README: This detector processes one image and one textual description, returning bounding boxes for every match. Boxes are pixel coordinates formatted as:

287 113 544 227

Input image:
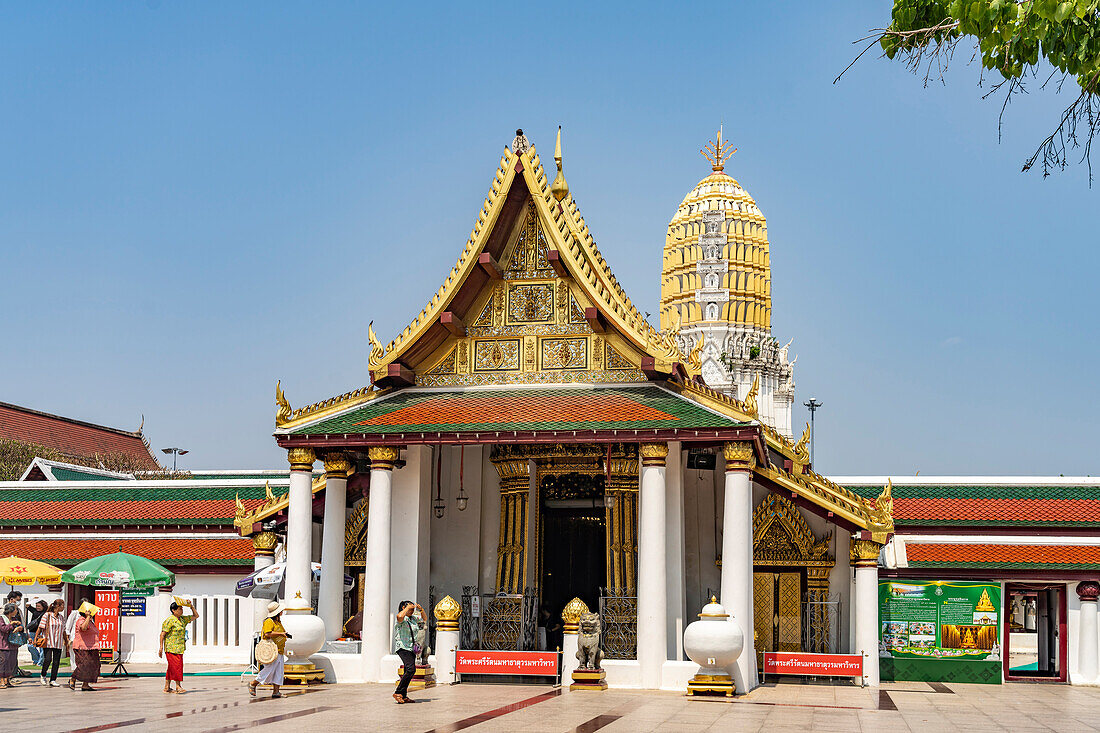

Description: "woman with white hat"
249 601 288 698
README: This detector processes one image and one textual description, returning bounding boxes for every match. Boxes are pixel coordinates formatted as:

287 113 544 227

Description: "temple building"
228 129 1100 690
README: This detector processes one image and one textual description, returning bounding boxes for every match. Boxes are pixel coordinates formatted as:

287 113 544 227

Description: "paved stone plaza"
3 674 1100 732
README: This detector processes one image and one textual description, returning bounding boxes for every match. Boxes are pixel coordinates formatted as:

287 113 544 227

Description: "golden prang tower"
659 130 795 437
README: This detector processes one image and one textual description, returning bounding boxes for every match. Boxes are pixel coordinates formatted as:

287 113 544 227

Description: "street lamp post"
161 447 189 472
803 398 822 467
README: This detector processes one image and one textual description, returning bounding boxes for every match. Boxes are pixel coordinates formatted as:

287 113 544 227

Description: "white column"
318 453 350 641
251 532 277 629
1077 582 1100 684
852 538 882 686
361 446 398 682
637 443 668 689
285 449 316 614
665 441 686 661
433 596 461 684
720 441 755 693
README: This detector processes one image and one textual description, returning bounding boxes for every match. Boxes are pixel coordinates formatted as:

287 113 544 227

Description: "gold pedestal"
282 662 325 685
687 672 735 698
570 668 608 691
396 664 436 691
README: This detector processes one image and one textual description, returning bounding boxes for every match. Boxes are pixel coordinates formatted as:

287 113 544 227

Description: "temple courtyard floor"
3 667 1100 732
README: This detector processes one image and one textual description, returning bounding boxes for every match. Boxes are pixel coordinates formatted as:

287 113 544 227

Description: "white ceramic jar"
683 597 744 676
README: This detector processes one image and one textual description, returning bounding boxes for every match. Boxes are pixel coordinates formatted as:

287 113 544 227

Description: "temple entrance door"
753 571 803 653
540 507 605 628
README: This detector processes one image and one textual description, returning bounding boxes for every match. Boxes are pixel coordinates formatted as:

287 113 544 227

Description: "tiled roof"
0 401 159 470
0 485 275 527
50 466 129 481
0 537 253 566
906 542 1100 570
290 385 746 436
845 483 1100 527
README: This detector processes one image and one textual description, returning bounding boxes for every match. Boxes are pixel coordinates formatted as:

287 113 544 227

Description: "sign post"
93 590 120 664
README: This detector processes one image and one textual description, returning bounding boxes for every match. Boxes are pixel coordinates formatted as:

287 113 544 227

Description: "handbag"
32 630 47 648
7 630 28 646
255 639 278 665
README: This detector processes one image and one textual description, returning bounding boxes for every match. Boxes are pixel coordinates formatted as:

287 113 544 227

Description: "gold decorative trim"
752 494 833 569
562 597 590 632
723 441 755 470
639 442 669 466
323 452 351 477
275 382 388 431
850 537 883 566
252 531 278 557
344 497 368 565
367 446 400 469
793 423 811 466
434 595 462 630
287 447 316 471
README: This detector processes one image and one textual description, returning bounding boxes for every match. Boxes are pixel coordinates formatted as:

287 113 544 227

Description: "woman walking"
392 600 425 704
69 602 100 691
35 600 67 687
0 603 25 689
158 599 198 694
26 600 47 668
248 601 287 699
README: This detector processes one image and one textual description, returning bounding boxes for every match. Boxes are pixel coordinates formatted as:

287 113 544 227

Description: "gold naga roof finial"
742 374 759 418
551 126 569 201
793 422 811 464
264 480 275 503
368 321 386 370
701 125 737 173
275 381 292 426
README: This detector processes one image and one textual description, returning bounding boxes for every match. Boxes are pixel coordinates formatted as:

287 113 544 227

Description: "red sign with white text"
455 650 559 676
762 652 862 677
93 590 120 653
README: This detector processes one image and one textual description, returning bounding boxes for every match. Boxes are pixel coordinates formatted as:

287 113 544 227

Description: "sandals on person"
271 692 282 699
248 682 257 697
392 693 405 704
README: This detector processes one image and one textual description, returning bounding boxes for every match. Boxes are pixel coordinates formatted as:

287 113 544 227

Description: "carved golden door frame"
752 493 835 653
490 443 638 595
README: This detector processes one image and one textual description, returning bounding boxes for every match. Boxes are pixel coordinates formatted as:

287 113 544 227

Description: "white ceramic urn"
683 597 744 676
279 612 326 661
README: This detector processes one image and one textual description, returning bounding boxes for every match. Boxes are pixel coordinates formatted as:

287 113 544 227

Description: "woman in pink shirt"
69 603 100 691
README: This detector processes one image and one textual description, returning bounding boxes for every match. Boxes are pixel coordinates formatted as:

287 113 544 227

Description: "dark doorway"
1005 583 1067 682
541 508 604 618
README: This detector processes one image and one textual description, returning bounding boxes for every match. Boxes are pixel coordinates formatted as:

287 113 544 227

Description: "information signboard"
120 595 146 617
879 579 1002 684
93 589 120 654
455 650 558 677
762 652 862 678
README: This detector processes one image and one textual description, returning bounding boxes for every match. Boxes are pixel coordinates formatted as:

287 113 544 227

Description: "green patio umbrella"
61 551 175 677
61 551 174 589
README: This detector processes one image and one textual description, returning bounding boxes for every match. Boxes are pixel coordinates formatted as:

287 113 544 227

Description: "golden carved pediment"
752 493 834 568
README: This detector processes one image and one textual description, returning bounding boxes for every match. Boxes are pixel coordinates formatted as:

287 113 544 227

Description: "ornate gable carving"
752 493 834 568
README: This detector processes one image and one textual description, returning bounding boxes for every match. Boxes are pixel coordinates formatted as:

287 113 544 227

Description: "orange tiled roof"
0 536 253 566
907 542 1100 570
846 484 1100 528
0 401 159 470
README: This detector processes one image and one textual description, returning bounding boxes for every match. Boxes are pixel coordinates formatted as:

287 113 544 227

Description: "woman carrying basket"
249 601 288 698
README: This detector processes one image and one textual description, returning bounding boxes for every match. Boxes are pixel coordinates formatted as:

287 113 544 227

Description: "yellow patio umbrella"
0 556 63 586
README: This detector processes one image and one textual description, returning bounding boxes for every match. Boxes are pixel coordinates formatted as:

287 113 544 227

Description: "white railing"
120 594 260 664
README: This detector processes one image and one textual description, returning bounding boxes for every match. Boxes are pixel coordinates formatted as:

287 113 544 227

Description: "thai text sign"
93 590 120 652
120 595 146 617
879 580 1001 662
762 652 862 677
455 650 558 676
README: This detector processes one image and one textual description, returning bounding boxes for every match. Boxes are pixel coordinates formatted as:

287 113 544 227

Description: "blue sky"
1 2 1095 474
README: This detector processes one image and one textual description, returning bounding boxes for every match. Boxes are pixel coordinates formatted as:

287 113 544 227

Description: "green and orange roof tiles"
290 385 747 436
906 543 1100 571
0 485 277 528
846 483 1100 527
0 537 253 566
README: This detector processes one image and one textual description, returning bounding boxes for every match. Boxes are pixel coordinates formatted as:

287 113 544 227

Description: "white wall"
391 445 433 612
117 592 263 664
429 445 485 605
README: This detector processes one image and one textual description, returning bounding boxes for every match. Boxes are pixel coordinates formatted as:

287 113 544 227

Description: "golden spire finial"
701 126 737 172
275 381 292 426
551 126 569 201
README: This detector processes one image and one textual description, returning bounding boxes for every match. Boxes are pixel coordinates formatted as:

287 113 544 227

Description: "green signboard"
879 579 1002 684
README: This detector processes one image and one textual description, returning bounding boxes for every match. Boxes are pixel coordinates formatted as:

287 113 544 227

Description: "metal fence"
599 587 637 660
461 588 539 650
803 597 841 654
